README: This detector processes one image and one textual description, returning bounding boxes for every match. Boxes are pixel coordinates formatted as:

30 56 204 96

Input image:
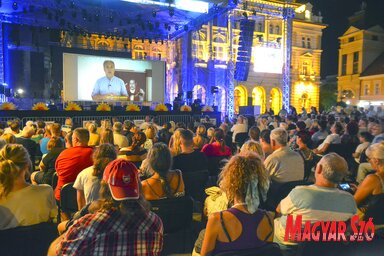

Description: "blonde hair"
366 142 384 166
240 140 265 160
219 152 269 204
0 144 31 198
145 125 157 140
207 127 215 139
193 125 207 149
1 133 16 144
169 128 183 156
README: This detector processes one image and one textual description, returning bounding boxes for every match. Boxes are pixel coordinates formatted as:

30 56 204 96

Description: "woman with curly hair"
199 152 273 256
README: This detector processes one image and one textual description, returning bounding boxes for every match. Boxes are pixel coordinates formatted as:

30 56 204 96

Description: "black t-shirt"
172 150 208 173
42 147 65 171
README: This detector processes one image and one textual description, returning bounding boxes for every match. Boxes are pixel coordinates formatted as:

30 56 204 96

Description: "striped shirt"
275 185 357 245
57 208 163 255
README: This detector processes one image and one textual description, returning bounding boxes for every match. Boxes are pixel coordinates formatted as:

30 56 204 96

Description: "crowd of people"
0 104 383 255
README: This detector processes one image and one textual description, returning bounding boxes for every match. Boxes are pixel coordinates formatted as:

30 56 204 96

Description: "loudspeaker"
235 19 255 81
211 86 219 94
187 91 193 99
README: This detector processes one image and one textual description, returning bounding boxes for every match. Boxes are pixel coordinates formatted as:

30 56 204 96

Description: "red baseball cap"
103 159 139 201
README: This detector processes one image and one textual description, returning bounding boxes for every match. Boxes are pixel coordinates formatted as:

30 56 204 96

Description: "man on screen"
91 60 128 100
127 79 145 101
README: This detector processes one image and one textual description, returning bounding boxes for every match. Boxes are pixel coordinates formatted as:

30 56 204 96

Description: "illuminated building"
337 4 384 106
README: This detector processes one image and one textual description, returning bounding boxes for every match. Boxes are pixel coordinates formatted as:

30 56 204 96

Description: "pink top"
201 142 231 157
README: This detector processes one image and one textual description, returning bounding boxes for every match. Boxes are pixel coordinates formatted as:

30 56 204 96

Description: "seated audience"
64 131 73 148
142 142 185 200
99 128 114 145
199 153 272 256
202 128 232 158
206 127 215 142
264 128 304 183
248 125 261 142
169 128 183 156
173 129 208 172
231 115 248 143
49 159 163 255
193 125 209 150
353 131 373 163
0 144 57 230
31 137 65 185
15 126 38 166
240 140 264 160
313 122 343 155
55 128 93 202
157 122 172 145
354 142 384 216
311 120 328 145
119 131 147 162
144 125 157 150
122 120 135 145
73 144 117 210
274 153 357 256
259 129 273 158
371 121 384 144
113 122 129 148
87 123 100 146
1 133 16 144
341 120 359 145
296 131 320 180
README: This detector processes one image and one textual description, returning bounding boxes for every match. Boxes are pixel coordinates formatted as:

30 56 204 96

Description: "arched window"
234 86 248 114
302 61 309 76
133 45 145 59
252 86 266 114
270 88 282 114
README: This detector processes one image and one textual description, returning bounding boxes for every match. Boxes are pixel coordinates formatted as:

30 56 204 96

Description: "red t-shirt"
201 142 232 157
54 146 94 201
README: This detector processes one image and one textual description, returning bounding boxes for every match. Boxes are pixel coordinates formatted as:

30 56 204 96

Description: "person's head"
219 152 269 209
72 128 90 146
330 122 343 135
101 119 112 130
129 79 137 93
123 120 135 132
113 122 123 134
100 128 114 145
196 125 206 137
237 115 245 124
207 127 215 139
371 121 383 136
296 121 307 132
103 60 115 79
365 142 384 171
296 130 312 148
0 144 32 198
359 131 374 143
131 131 146 151
65 131 73 148
345 121 359 136
36 120 46 130
319 120 327 132
21 126 35 138
47 136 64 151
240 140 264 159
180 129 194 150
65 118 73 127
88 123 98 134
259 129 271 146
220 123 228 134
51 123 62 137
100 158 149 216
315 153 348 186
145 126 157 141
270 128 288 150
92 143 117 179
248 126 260 141
358 118 368 128
10 120 20 133
1 133 16 144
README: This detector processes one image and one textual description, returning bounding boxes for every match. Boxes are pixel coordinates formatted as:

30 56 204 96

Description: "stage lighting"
17 88 24 94
12 2 18 10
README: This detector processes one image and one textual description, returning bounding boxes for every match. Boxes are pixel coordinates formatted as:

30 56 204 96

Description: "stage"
0 110 222 127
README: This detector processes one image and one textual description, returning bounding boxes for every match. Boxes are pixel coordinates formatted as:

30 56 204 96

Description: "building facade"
337 24 384 106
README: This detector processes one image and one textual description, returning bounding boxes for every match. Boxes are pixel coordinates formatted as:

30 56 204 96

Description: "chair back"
213 242 282 256
207 156 227 176
265 180 312 211
364 194 384 225
182 170 209 203
150 196 193 233
51 172 58 190
60 182 78 214
234 132 248 148
0 222 58 256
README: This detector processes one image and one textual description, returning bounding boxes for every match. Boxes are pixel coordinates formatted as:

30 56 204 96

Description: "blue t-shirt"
91 76 128 97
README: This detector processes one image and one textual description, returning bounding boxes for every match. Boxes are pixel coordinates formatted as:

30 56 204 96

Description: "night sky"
304 0 384 78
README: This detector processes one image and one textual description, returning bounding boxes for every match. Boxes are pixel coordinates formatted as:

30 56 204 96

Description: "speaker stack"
234 19 255 81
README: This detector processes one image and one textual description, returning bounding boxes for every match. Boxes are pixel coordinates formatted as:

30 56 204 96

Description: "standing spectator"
49 159 163 255
55 128 93 202
264 128 304 183
231 116 248 143
0 144 57 230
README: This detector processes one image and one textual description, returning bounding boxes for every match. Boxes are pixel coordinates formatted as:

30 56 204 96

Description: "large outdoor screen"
253 46 283 74
63 53 166 102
